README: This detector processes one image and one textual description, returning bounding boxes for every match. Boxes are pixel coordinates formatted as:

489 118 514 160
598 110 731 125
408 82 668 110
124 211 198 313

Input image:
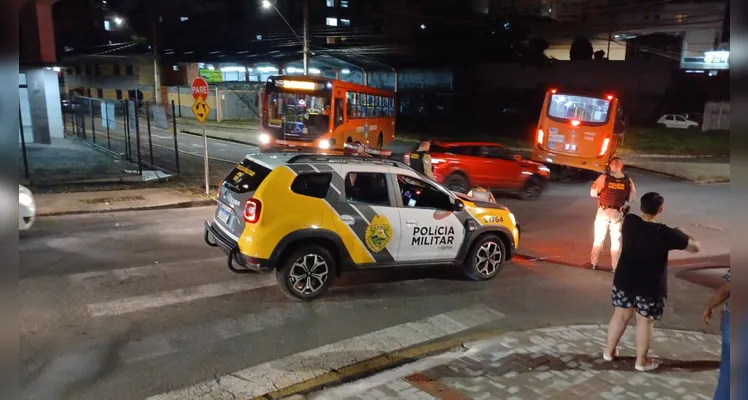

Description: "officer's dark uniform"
589 172 634 270
409 150 429 175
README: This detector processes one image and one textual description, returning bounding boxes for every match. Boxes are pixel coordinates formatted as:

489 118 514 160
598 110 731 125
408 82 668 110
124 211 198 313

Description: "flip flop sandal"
603 348 619 361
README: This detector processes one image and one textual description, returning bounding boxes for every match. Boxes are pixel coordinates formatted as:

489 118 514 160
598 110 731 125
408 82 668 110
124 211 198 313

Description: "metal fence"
64 96 182 175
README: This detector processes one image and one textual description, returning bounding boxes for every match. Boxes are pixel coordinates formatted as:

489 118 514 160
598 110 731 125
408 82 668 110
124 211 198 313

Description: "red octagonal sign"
191 77 209 101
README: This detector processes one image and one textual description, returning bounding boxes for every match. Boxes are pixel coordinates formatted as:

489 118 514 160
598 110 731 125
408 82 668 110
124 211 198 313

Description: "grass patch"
619 127 729 156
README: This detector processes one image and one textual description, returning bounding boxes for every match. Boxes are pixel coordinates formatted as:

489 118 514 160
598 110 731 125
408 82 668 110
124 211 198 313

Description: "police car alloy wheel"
276 245 336 301
462 235 506 281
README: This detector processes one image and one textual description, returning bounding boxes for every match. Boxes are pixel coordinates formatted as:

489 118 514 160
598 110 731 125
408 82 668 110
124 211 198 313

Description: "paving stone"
340 325 721 400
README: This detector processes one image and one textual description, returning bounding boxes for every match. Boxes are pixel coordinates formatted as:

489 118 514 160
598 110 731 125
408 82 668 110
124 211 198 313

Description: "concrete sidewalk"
309 325 721 400
34 188 214 216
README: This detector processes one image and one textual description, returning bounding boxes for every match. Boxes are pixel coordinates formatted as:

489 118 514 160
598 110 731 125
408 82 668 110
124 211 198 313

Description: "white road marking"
146 305 505 400
86 275 276 317
67 257 224 285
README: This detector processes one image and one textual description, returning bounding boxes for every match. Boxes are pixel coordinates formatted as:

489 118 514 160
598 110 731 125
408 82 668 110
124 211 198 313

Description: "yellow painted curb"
251 329 510 400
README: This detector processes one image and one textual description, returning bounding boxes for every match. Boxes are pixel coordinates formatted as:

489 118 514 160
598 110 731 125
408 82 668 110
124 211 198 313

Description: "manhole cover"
81 196 146 204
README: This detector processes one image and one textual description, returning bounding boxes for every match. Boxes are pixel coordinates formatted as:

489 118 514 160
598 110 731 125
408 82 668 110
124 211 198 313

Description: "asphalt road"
20 170 729 400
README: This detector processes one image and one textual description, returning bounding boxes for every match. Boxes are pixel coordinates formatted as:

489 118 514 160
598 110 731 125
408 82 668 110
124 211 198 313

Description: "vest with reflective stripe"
598 174 631 209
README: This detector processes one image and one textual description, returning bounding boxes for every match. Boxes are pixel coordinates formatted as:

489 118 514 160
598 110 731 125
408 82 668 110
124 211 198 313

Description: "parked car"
405 141 551 200
19 185 36 231
658 114 699 129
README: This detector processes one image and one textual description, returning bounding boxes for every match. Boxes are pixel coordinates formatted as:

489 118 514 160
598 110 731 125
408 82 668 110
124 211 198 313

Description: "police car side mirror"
453 199 465 212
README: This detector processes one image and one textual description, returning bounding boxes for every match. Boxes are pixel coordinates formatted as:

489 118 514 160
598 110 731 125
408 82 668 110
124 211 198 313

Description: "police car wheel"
445 173 469 194
462 235 506 281
276 246 336 301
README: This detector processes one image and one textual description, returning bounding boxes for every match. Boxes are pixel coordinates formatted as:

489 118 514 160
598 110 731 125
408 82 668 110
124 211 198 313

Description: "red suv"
405 141 550 200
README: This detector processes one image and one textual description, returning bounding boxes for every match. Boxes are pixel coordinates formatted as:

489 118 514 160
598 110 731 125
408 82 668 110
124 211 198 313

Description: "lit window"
173 65 179 71
326 0 335 6
104 20 112 31
326 17 338 26
340 18 350 26
341 0 349 7
180 16 189 22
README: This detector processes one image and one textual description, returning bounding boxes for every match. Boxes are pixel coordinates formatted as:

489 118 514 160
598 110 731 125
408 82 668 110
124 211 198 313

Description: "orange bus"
258 75 396 152
531 88 625 175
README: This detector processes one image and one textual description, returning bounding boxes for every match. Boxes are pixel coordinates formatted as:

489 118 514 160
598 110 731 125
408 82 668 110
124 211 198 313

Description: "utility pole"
152 7 162 104
303 0 310 75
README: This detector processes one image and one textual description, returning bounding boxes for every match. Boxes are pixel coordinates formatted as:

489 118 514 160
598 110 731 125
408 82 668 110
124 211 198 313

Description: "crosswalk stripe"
146 304 505 400
67 257 225 285
86 275 276 317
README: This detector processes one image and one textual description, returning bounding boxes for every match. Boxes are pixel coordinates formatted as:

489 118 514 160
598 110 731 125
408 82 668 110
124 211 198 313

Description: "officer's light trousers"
591 207 624 269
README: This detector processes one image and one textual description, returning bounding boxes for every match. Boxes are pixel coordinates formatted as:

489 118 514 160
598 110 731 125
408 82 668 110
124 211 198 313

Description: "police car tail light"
598 138 611 156
243 198 262 223
536 129 544 145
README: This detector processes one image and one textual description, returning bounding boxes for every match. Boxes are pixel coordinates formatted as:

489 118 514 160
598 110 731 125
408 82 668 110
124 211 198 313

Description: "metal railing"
65 96 182 175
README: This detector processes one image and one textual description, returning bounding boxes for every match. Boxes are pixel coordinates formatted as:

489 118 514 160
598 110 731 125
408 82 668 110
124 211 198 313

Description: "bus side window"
347 92 356 119
334 98 344 129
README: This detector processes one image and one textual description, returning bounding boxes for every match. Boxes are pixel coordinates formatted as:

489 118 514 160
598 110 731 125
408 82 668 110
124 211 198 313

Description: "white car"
19 185 36 231
658 114 699 129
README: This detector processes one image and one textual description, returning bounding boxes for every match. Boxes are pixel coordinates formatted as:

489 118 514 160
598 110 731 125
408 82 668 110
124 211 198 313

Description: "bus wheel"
377 132 384 149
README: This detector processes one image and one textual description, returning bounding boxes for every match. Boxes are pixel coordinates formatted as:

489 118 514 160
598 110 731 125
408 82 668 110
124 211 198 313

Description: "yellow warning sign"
191 97 211 124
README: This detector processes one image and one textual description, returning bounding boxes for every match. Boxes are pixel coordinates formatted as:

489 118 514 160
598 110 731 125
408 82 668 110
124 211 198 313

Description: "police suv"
205 151 521 301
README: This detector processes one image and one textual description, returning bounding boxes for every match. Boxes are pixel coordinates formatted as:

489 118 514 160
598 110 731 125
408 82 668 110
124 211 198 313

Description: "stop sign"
191 77 209 101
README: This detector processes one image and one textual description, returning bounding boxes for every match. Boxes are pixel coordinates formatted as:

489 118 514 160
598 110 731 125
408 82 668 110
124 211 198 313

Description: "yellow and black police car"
205 150 521 301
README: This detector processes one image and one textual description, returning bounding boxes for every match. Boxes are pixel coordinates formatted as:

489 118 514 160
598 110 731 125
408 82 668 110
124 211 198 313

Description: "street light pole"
302 0 309 75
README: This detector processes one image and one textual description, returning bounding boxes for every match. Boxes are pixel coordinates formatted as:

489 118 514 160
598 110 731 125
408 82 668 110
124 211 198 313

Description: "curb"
626 165 730 184
254 324 719 400
248 329 512 400
180 129 260 147
38 199 215 217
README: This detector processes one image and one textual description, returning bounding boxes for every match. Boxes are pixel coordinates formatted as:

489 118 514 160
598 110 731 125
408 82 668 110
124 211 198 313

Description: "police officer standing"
408 139 437 181
586 156 636 271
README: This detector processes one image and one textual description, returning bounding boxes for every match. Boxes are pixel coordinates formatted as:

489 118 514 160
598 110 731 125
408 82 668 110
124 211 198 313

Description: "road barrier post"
171 100 181 174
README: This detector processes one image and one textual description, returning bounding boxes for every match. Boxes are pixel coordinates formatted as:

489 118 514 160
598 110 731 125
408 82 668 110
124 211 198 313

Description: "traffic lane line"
146 305 505 400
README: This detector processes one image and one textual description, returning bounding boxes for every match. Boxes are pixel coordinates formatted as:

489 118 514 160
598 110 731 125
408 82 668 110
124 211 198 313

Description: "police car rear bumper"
204 221 271 272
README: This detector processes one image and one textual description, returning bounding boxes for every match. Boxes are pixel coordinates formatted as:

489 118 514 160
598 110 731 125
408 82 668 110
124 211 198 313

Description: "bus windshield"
547 94 610 124
266 91 331 138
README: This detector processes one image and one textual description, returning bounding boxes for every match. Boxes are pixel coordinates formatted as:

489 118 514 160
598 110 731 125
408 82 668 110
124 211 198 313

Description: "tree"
594 50 606 60
569 37 594 60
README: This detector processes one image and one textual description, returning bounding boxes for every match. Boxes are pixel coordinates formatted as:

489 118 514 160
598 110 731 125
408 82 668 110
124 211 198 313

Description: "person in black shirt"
603 192 700 372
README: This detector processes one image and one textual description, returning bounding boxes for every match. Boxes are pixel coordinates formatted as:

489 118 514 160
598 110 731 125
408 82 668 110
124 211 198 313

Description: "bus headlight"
259 133 271 145
318 140 330 149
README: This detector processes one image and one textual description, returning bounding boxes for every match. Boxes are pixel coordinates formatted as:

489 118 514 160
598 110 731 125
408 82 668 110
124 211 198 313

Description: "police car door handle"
405 219 418 226
340 215 356 225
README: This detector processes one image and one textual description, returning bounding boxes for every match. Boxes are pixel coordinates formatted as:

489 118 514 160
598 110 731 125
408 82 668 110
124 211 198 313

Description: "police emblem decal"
365 215 392 253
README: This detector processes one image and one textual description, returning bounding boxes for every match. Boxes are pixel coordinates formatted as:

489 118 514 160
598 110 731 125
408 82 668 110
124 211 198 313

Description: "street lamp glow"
261 0 272 9
113 17 123 25
420 24 426 29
